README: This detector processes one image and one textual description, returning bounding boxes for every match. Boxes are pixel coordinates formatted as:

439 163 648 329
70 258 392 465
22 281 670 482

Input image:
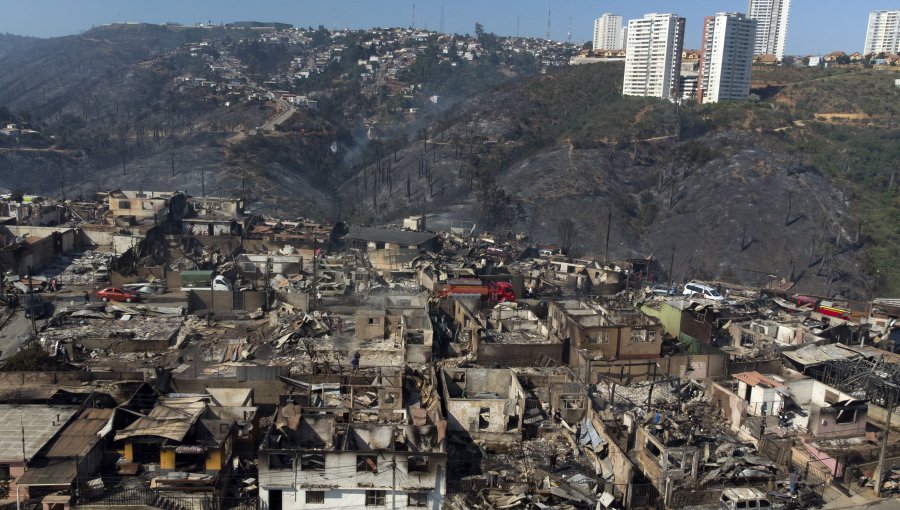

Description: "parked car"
682 281 725 301
24 294 49 319
97 287 140 303
720 488 783 510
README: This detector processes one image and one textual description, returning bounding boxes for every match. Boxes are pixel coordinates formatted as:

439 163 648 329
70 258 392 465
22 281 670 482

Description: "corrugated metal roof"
45 408 113 458
15 459 77 487
0 405 79 461
345 227 437 246
733 371 784 388
114 397 207 443
782 343 861 367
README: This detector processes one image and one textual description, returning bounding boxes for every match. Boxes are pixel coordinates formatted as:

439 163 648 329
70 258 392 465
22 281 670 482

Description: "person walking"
351 352 361 373
83 291 90 304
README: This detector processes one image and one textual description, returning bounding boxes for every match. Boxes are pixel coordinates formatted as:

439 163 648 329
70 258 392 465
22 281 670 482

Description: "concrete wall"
109 267 167 288
709 382 745 432
591 413 634 504
112 234 142 255
171 378 285 405
188 290 268 313
78 226 115 247
356 311 386 340
259 450 444 510
476 342 563 367
0 371 145 385
79 338 172 353
442 368 525 442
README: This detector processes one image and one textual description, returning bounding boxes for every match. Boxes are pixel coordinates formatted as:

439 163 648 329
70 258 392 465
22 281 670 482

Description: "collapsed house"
113 389 257 494
441 368 526 444
258 368 446 509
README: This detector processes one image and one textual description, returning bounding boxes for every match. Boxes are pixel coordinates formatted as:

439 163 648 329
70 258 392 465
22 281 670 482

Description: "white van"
682 281 725 301
719 488 783 510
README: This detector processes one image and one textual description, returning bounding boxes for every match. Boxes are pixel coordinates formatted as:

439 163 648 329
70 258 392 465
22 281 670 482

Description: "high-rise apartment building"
864 10 900 55
593 13 624 51
698 12 756 104
747 0 791 60
622 13 686 99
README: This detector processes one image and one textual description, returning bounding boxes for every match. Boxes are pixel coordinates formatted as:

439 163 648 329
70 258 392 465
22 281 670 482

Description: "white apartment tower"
698 13 757 103
864 10 900 55
593 13 624 51
623 13 686 99
747 0 791 60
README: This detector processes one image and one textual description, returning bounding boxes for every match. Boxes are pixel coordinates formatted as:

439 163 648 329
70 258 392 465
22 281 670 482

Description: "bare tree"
557 218 579 256
601 148 624 181
525 202 541 241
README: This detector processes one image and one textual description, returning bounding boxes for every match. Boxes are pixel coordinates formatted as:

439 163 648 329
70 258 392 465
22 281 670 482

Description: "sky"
0 1 896 55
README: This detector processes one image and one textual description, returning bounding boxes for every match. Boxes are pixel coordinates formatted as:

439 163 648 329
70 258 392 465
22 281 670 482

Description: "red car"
97 287 140 303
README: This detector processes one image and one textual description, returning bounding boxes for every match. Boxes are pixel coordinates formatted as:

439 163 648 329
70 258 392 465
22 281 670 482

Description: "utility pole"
201 169 206 197
785 191 793 226
28 265 36 336
171 154 175 177
875 385 897 498
604 209 612 263
667 244 676 296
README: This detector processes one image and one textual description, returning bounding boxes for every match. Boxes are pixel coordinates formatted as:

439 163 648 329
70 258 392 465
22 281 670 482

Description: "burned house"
259 368 446 509
0 405 79 503
354 294 434 365
633 411 779 508
469 303 565 367
14 408 114 501
107 190 186 223
712 371 868 441
343 227 440 253
441 368 526 443
183 196 250 237
113 393 247 491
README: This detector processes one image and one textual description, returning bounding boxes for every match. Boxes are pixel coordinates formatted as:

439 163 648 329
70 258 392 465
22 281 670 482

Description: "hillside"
0 25 897 295
339 63 900 296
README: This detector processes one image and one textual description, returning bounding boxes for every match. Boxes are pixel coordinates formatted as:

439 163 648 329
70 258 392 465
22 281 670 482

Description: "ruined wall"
0 371 145 385
79 338 172 352
592 413 634 503
726 359 783 376
109 267 167 287
476 342 563 367
188 290 267 312
709 383 745 432
356 312 386 340
171 378 285 405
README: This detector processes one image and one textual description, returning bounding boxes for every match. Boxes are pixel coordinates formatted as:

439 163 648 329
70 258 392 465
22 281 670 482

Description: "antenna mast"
546 10 551 40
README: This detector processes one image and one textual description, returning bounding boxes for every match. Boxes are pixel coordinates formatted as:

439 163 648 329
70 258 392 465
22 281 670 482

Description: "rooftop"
0 405 79 461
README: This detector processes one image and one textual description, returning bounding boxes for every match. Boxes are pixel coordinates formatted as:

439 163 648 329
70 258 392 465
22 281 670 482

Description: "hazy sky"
0 1 896 55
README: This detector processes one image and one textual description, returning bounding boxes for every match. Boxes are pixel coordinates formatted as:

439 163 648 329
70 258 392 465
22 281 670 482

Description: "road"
260 97 296 131
0 310 36 361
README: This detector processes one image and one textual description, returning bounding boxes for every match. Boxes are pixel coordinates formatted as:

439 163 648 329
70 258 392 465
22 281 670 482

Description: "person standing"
83 291 90 304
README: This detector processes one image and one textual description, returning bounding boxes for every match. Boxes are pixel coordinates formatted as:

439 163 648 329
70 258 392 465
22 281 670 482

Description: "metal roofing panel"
0 405 79 461
345 227 437 246
114 397 206 443
45 408 113 458
15 459 77 487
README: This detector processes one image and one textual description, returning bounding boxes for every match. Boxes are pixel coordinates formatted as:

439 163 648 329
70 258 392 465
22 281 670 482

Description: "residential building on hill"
864 10 900 55
698 12 757 103
593 13 625 52
747 0 791 60
623 13 686 99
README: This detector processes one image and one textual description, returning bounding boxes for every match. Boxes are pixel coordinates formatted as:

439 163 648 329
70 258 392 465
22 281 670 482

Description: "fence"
76 486 257 510
842 454 900 495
